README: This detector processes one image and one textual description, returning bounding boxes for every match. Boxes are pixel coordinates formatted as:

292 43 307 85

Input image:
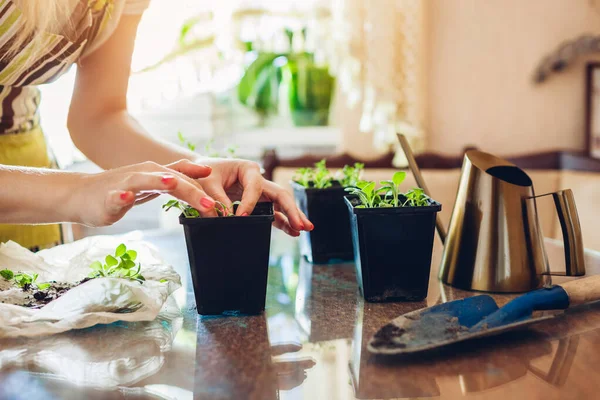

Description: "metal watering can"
397 134 585 293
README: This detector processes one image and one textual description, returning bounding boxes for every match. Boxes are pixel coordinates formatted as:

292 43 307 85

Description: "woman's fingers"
274 211 300 237
235 167 263 216
264 181 313 231
134 193 160 205
121 172 217 216
104 190 135 221
202 181 233 212
166 159 212 179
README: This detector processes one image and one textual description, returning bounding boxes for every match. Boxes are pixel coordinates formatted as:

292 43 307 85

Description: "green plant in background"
89 244 145 283
339 163 365 188
238 53 286 121
204 139 238 158
178 131 196 151
346 171 431 209
177 132 238 159
282 57 335 127
0 269 50 290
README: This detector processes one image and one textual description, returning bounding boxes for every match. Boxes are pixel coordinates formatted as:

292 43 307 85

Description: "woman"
0 0 312 250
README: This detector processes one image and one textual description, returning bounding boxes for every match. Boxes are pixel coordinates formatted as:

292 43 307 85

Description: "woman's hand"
69 160 215 227
174 158 314 237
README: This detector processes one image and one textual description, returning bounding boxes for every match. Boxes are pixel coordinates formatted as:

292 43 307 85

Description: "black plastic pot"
345 196 441 302
180 202 274 315
291 181 354 264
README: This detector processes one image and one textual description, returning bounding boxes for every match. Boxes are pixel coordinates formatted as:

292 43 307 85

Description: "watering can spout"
397 134 447 244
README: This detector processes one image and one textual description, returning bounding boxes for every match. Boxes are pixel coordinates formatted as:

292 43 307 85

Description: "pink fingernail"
120 192 129 200
162 176 175 185
200 196 215 209
242 212 249 217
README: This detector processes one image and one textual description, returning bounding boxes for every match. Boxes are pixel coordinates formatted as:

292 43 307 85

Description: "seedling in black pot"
163 200 274 315
291 160 364 264
345 172 441 302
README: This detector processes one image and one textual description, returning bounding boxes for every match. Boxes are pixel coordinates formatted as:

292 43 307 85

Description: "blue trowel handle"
471 275 600 331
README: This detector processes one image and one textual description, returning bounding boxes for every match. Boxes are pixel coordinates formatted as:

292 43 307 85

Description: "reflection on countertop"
2 230 600 399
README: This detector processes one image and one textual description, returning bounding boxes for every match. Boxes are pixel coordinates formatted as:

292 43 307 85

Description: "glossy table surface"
1 230 600 400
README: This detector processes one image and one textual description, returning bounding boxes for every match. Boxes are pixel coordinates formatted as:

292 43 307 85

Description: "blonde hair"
8 0 74 59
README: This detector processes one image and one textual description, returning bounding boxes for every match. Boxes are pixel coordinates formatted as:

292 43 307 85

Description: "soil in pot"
180 202 275 315
291 181 354 264
345 196 441 302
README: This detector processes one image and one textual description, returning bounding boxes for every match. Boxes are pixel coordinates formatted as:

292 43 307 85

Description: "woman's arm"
68 14 190 167
0 161 213 226
67 14 313 233
0 165 76 224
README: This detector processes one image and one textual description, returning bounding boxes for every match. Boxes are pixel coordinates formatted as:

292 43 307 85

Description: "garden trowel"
368 275 600 355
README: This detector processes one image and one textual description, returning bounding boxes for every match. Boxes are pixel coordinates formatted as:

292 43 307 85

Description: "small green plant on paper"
346 171 432 208
89 243 145 283
0 269 51 290
163 199 242 218
339 162 364 188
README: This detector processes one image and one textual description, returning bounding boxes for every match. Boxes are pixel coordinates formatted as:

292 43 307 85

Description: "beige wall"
427 0 600 155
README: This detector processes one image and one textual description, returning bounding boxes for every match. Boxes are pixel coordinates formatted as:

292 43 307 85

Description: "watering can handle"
533 189 586 276
553 190 586 276
397 133 447 244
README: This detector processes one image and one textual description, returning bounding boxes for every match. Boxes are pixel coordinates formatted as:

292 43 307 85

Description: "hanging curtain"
331 0 427 166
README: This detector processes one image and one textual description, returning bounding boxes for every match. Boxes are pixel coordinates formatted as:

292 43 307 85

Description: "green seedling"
339 162 365 188
178 131 196 151
293 159 333 189
0 269 50 290
163 199 243 218
293 167 313 188
346 171 431 209
379 171 407 207
162 199 200 218
313 159 333 189
403 188 429 207
89 243 145 283
214 200 242 216
345 180 382 208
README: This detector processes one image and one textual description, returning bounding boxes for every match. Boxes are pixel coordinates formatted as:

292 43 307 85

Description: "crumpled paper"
0 235 182 338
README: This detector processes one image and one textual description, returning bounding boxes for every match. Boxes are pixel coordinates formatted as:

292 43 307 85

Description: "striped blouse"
0 0 150 135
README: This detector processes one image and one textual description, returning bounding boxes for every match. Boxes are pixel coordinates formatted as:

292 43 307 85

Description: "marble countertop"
1 230 600 400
